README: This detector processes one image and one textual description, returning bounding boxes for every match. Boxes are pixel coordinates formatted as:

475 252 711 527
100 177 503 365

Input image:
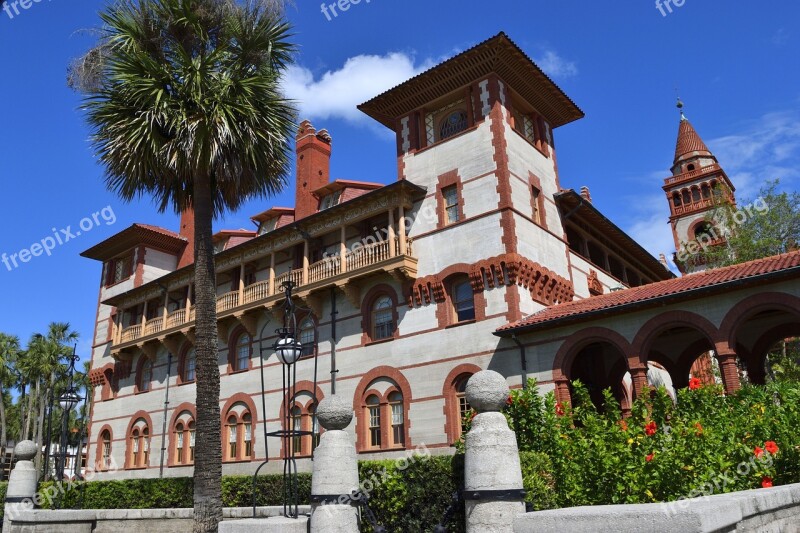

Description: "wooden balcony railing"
114 237 416 347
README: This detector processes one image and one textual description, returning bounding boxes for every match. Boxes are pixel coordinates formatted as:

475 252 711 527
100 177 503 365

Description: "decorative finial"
677 97 687 121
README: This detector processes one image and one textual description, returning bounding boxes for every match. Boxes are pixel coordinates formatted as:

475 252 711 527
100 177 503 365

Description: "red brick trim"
442 364 482 445
124 411 154 469
221 392 258 462
360 284 400 345
553 327 634 382
631 311 722 365
93 424 113 472
227 326 253 374
436 170 465 229
133 245 146 287
719 292 800 348
352 366 412 453
166 403 196 467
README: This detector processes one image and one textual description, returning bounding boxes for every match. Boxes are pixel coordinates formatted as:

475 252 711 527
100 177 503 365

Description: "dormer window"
214 240 227 254
257 217 278 236
320 190 342 211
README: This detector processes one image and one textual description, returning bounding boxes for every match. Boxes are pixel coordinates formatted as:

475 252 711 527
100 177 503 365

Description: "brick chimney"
295 120 332 221
177 207 195 269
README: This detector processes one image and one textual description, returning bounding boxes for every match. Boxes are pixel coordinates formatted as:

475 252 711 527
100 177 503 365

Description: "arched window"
682 190 691 205
233 333 251 372
291 406 303 455
389 391 405 447
439 110 468 140
672 193 682 207
372 296 395 341
138 358 153 393
456 377 471 440
692 188 701 202
451 277 476 323
299 318 316 357
183 348 196 383
127 418 150 469
227 415 238 459
100 430 112 470
224 402 254 461
172 410 195 465
694 222 715 241
366 395 381 449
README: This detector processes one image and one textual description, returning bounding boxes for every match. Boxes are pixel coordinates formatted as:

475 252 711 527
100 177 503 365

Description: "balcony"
110 238 416 352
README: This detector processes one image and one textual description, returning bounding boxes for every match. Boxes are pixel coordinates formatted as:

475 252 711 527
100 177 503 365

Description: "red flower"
645 421 658 436
645 453 654 462
506 395 514 406
689 377 702 390
555 403 565 417
754 446 765 458
765 441 779 455
619 420 628 432
762 477 773 489
694 422 704 436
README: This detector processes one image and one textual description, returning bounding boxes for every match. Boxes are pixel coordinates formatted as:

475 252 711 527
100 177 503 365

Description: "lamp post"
55 348 82 483
265 280 319 519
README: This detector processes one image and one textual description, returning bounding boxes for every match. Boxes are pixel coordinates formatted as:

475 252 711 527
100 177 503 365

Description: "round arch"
719 292 800 348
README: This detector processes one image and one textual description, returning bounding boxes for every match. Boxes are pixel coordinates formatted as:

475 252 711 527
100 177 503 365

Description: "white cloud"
282 53 433 124
533 50 579 79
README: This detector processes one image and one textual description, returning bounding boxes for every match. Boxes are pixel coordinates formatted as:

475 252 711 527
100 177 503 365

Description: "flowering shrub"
502 379 800 508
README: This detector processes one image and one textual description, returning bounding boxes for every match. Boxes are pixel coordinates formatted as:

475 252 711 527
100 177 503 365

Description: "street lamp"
56 347 83 483
264 280 319 519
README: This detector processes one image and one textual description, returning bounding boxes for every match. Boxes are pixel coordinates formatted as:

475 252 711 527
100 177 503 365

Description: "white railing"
309 256 341 284
216 291 240 312
346 240 391 271
274 269 303 289
144 317 163 336
243 280 271 304
120 325 142 343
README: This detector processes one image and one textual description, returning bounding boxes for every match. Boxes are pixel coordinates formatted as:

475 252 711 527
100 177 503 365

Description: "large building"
80 33 800 479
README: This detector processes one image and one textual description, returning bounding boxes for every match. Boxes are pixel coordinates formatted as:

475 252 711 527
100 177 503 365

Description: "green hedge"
36 474 311 511
0 481 7 522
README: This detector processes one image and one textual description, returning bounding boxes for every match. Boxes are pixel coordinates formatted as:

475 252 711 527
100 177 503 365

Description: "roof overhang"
313 180 383 198
358 32 584 130
250 207 295 224
81 224 187 262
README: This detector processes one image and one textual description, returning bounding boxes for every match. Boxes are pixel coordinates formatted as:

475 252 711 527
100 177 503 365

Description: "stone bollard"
310 395 360 533
3 440 39 532
464 371 526 533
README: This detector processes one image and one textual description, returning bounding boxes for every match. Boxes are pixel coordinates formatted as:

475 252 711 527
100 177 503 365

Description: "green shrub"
0 481 7 522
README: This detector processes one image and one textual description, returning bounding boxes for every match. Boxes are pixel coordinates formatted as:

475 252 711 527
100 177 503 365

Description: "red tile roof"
675 117 712 163
496 251 800 335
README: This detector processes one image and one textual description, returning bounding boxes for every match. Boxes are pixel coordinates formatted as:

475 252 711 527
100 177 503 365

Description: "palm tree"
0 333 20 471
70 1 296 530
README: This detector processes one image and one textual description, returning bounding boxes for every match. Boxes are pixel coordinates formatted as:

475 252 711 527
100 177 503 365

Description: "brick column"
716 351 741 394
630 367 650 400
554 379 571 408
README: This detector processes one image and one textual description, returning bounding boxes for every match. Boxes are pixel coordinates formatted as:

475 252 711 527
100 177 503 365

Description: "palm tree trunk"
25 381 37 441
192 172 222 533
0 385 7 479
34 384 50 474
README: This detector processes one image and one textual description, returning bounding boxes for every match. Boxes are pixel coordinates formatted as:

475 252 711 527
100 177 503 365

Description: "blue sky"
1 0 798 358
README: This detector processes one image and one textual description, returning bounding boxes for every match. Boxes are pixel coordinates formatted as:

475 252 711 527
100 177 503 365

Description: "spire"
673 99 712 165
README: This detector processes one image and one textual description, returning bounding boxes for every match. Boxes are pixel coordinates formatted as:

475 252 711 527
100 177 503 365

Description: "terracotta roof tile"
497 251 800 334
675 118 712 163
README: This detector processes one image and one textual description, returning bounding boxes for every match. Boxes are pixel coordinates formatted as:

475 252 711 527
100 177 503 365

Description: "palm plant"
70 1 296 529
0 333 20 470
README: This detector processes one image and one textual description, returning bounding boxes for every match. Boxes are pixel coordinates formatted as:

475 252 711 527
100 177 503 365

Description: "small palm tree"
0 333 21 468
71 1 296 530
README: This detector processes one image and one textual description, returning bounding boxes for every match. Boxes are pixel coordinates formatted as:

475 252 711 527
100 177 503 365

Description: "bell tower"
664 100 736 274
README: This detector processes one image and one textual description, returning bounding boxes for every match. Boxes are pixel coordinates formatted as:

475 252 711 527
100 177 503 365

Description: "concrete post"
4 440 38 531
310 395 359 533
464 371 525 533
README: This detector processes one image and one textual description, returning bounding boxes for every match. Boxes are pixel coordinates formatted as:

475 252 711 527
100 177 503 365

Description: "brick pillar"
716 352 741 394
554 379 571 408
630 367 650 400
